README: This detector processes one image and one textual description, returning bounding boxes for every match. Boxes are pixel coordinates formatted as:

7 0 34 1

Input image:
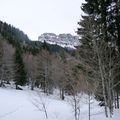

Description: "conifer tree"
82 0 120 51
14 43 27 89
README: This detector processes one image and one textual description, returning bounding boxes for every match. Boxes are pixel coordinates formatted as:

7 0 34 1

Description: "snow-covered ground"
0 87 119 120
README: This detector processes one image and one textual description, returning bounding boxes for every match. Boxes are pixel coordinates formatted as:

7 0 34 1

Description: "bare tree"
36 50 53 95
32 92 48 119
51 53 68 100
23 53 37 90
93 38 120 117
77 16 120 117
62 56 84 120
0 39 15 87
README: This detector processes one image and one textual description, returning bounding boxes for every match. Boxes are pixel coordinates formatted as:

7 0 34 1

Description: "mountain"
38 33 80 49
0 20 29 44
0 20 68 54
0 20 79 53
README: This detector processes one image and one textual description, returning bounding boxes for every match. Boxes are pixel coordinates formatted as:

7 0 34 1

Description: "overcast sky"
0 0 84 40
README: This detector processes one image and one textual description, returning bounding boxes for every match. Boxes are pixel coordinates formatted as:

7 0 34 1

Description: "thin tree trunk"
116 91 119 109
61 89 65 100
88 93 91 120
93 40 108 117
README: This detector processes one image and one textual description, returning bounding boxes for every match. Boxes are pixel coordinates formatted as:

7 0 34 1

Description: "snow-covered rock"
38 33 80 49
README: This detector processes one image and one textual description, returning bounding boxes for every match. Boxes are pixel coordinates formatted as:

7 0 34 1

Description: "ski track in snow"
0 106 22 119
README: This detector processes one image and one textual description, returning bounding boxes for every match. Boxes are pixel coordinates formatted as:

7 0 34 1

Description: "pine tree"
82 0 120 51
14 43 27 89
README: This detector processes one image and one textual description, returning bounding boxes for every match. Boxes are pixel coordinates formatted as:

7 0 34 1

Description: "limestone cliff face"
38 33 80 49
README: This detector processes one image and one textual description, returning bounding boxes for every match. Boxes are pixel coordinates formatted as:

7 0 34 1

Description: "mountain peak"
38 33 79 49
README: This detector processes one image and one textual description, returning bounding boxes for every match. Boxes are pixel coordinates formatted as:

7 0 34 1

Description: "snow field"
0 88 119 120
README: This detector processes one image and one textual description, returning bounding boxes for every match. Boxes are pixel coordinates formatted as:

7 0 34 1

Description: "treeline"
0 20 29 45
0 21 80 100
0 35 81 98
0 20 65 54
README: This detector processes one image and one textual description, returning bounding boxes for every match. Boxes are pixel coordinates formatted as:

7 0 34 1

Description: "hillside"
0 20 76 54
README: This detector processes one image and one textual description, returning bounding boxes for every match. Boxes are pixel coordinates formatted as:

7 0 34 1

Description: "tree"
32 92 48 119
37 49 53 95
67 65 82 120
82 0 120 51
0 35 3 85
0 37 15 86
50 53 66 100
77 13 120 117
23 53 38 90
14 45 27 89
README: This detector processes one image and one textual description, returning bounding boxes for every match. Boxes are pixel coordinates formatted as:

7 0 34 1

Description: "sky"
0 0 84 40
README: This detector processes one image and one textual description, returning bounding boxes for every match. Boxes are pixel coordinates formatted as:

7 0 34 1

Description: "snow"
38 33 80 49
0 87 120 120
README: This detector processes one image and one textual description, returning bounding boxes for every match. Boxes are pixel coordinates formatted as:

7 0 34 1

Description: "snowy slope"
38 33 80 49
0 88 119 120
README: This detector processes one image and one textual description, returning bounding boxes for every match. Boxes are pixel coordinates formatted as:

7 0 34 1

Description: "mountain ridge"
38 33 80 49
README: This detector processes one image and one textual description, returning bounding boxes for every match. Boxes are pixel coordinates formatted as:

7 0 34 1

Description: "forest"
0 0 120 120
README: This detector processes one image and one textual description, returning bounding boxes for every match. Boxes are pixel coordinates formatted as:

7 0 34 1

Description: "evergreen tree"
82 0 120 51
14 43 27 89
42 41 50 52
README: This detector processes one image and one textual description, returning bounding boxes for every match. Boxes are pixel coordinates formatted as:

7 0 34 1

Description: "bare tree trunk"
116 92 119 109
42 103 48 119
31 83 34 90
73 95 80 120
61 89 65 100
88 93 91 120
31 80 35 91
16 84 18 89
100 62 108 117
93 40 108 117
108 80 113 117
74 96 77 120
0 64 5 87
